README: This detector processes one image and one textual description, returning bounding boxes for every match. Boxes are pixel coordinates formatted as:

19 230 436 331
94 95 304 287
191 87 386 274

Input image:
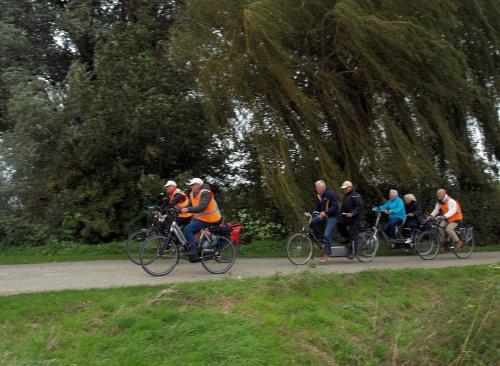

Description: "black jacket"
314 188 340 217
405 201 421 222
341 189 364 222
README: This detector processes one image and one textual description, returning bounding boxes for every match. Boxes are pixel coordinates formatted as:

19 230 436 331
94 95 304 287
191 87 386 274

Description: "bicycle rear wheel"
454 226 474 259
286 233 314 265
126 228 155 265
140 235 179 276
201 236 236 274
416 230 439 260
356 231 379 263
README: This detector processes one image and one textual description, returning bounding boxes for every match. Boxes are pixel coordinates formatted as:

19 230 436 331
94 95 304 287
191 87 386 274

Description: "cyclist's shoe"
347 253 355 260
404 238 412 245
186 248 198 258
455 240 463 252
319 254 329 262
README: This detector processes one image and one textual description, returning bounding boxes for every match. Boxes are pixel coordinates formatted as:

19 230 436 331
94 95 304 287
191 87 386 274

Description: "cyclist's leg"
309 216 324 239
385 219 402 239
184 219 205 252
337 219 349 243
322 216 337 255
445 222 459 243
436 220 447 243
348 221 361 252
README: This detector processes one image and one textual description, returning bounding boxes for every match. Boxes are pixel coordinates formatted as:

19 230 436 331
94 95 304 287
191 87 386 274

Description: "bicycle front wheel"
201 236 236 274
140 235 179 276
286 233 314 265
356 231 379 263
454 227 474 259
416 231 439 260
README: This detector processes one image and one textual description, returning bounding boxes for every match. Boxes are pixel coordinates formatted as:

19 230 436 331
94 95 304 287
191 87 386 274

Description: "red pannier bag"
226 222 243 245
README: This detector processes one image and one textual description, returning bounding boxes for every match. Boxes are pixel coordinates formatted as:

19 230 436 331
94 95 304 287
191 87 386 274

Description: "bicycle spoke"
201 237 236 274
286 233 313 265
140 235 179 276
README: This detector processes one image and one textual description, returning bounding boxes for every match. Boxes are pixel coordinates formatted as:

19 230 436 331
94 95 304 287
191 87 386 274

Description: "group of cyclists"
154 178 223 260
311 180 465 261
152 177 465 264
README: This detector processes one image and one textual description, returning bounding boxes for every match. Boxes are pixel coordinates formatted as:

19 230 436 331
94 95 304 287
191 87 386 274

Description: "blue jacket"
375 197 406 222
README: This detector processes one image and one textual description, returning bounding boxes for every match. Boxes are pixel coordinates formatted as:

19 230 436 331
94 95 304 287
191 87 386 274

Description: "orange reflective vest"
169 189 192 218
439 198 463 222
190 189 222 223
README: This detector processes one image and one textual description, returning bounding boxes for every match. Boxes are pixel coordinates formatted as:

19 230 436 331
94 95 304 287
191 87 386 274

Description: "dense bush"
0 214 50 247
233 209 288 242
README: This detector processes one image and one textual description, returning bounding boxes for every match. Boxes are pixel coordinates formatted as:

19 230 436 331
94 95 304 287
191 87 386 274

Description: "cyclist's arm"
350 194 363 216
186 191 211 213
375 200 389 212
430 202 440 217
325 192 339 217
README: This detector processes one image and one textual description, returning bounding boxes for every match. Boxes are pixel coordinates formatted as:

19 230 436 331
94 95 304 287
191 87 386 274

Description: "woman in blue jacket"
373 189 406 240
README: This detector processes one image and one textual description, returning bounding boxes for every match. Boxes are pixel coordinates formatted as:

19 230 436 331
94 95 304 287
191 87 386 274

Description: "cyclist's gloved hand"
372 207 378 212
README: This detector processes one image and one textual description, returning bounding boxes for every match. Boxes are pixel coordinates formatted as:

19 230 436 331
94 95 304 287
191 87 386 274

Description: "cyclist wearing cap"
181 178 222 258
163 180 192 226
337 181 364 258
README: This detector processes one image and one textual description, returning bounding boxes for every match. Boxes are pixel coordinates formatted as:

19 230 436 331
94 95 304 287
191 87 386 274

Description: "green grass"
0 265 498 365
0 238 499 265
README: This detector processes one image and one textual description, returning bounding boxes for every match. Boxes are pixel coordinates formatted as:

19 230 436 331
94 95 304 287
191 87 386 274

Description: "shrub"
232 208 288 242
0 214 50 247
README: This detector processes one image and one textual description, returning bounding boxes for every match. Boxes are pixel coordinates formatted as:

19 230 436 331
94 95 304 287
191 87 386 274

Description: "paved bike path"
1 252 499 296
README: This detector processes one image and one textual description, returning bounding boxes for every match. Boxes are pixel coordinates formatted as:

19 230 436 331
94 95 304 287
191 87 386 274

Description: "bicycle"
365 211 435 260
139 210 237 276
125 206 167 265
286 211 378 265
416 217 474 260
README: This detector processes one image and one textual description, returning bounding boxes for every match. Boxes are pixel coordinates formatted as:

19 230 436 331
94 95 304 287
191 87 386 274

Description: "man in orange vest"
427 189 464 251
163 180 192 226
180 178 222 258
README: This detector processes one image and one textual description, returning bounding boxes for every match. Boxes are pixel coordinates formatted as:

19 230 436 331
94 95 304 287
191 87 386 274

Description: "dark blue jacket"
314 188 340 217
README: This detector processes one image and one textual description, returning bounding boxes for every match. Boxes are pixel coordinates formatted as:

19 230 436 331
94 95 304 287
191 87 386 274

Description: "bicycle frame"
370 211 421 248
303 212 353 257
169 220 188 246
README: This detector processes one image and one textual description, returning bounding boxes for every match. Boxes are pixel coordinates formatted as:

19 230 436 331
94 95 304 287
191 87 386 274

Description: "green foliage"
233 208 287 241
0 1 227 243
0 266 497 365
0 0 499 245
0 214 49 247
172 0 500 225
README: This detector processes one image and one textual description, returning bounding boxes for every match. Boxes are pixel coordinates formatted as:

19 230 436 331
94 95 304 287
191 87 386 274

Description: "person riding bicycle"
163 180 193 226
309 180 340 262
337 181 364 258
181 178 222 258
403 194 422 231
373 190 406 244
426 189 463 251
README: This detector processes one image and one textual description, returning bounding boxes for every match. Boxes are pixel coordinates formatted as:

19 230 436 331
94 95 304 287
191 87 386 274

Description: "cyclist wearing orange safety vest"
163 180 192 226
181 178 222 258
427 188 463 251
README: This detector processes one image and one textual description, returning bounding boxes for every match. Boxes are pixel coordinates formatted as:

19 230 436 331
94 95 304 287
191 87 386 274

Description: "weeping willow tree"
172 0 500 223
